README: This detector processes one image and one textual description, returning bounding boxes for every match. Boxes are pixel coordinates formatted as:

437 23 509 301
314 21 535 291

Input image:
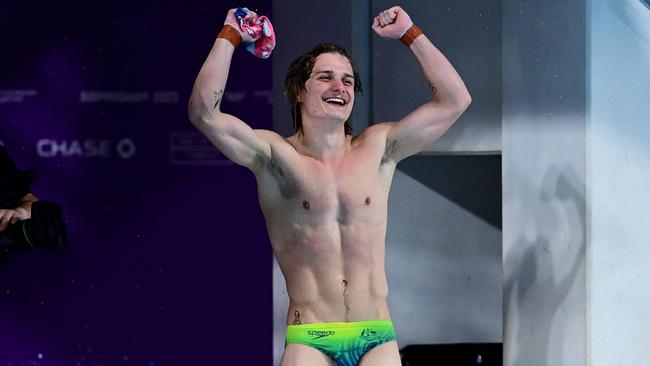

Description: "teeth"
324 97 345 105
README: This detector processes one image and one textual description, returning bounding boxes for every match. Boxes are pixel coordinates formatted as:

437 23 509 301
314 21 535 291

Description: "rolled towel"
236 7 276 59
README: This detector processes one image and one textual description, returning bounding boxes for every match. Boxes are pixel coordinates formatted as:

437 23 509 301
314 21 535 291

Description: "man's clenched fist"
224 8 260 43
372 6 413 39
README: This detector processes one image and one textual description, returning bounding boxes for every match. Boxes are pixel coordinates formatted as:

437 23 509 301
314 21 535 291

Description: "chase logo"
307 330 335 340
37 138 136 159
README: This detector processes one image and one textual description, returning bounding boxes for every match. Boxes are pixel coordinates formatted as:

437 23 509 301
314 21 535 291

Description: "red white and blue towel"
235 7 276 59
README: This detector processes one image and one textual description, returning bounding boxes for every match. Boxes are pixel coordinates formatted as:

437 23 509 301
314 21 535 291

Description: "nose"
331 78 346 93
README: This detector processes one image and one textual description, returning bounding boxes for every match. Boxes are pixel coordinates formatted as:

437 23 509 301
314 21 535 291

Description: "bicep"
191 112 272 170
383 102 467 163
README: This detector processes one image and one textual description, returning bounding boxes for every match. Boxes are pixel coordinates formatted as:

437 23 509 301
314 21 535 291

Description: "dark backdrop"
0 1 273 364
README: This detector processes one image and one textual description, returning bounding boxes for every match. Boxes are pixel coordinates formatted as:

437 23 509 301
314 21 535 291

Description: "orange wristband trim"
400 24 423 46
218 24 242 48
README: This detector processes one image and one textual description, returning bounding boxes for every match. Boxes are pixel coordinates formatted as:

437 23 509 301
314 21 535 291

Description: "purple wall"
1 2 273 364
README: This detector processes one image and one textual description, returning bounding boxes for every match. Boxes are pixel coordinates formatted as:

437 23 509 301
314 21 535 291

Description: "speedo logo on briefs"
360 328 377 337
308 330 336 339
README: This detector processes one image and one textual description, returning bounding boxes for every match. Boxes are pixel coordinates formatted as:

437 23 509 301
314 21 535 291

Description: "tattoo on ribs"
427 81 438 96
292 310 302 325
213 89 224 109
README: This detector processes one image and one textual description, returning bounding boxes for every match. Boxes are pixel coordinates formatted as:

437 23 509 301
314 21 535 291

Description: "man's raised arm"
371 6 472 164
188 9 272 170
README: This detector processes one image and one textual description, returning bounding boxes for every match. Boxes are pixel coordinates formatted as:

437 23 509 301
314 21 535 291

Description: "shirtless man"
188 6 471 365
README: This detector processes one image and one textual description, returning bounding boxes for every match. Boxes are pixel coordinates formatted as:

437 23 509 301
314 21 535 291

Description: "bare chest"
257 149 392 225
295 164 378 222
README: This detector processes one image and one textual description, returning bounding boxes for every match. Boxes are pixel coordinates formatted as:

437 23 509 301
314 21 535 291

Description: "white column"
588 0 650 364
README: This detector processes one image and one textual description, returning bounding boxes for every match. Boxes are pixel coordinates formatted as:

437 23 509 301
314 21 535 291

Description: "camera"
0 200 68 251
0 169 68 253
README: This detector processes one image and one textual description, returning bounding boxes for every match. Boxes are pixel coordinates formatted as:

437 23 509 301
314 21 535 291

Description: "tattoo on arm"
427 81 438 96
213 89 224 109
292 310 302 325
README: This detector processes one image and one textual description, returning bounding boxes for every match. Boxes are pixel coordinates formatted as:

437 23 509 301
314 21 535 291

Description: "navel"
365 196 371 205
342 280 350 311
302 200 310 209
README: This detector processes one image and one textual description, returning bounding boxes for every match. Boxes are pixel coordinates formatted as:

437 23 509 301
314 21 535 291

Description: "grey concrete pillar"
502 0 587 365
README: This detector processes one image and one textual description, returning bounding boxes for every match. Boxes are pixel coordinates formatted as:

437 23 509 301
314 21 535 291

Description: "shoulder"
253 129 285 143
250 129 301 175
352 122 396 150
359 122 395 140
256 129 301 147
351 123 402 166
252 129 297 156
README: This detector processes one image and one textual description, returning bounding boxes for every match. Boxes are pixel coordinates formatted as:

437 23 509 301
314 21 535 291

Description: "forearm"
188 38 236 123
409 34 471 108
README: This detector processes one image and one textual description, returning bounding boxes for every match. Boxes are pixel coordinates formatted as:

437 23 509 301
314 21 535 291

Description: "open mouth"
323 97 347 107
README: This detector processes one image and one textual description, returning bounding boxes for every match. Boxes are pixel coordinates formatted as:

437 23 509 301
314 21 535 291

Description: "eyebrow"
313 70 354 79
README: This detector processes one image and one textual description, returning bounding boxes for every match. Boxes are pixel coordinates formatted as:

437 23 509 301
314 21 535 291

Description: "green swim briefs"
285 320 397 366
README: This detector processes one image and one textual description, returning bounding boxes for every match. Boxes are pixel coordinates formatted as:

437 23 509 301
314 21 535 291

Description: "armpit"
253 149 294 199
381 138 399 165
267 153 285 178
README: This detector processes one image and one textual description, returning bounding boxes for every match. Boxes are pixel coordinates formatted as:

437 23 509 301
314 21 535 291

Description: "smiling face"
299 52 356 126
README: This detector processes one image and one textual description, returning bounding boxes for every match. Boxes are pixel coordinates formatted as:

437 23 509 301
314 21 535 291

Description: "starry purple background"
1 1 273 364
